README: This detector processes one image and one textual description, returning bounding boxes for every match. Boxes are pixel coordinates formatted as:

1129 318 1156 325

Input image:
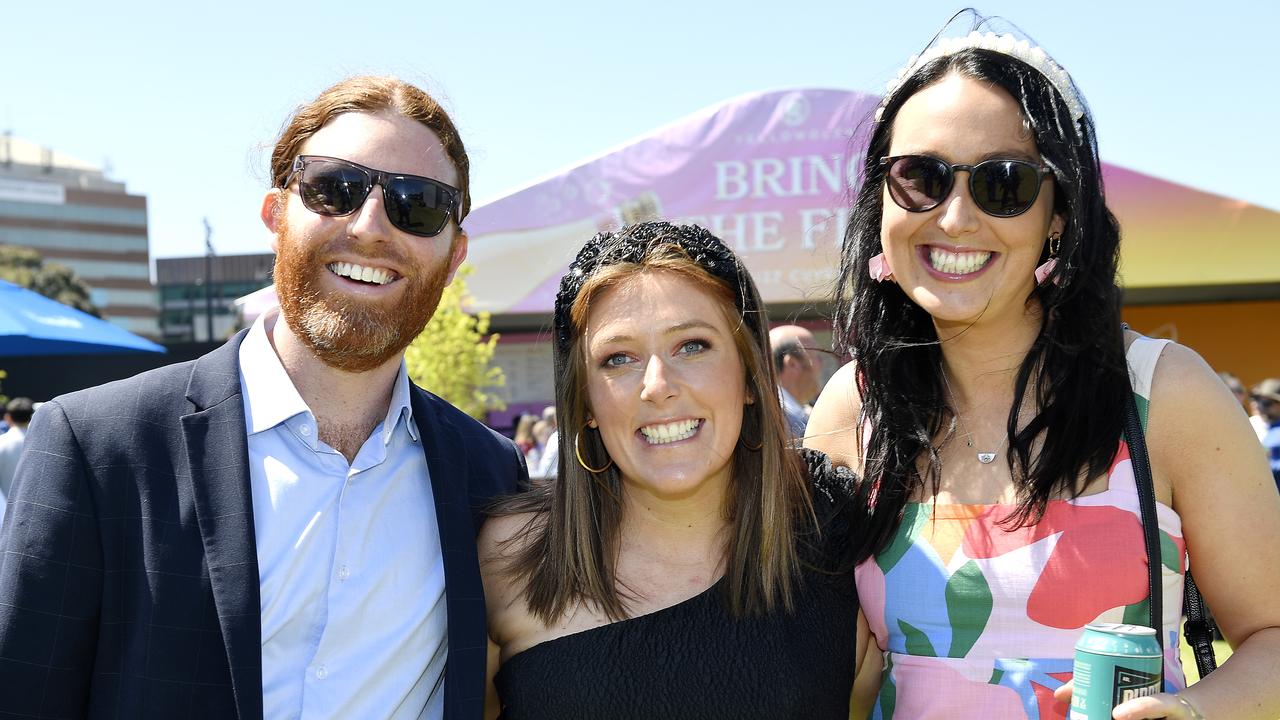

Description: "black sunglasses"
880 155 1054 218
286 155 461 238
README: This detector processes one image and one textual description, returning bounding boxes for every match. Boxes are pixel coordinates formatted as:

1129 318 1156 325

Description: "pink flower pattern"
857 439 1189 719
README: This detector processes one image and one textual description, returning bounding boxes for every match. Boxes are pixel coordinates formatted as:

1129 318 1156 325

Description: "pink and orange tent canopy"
463 88 1279 315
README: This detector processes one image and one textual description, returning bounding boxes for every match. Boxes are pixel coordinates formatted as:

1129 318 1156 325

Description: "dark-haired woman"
806 21 1280 720
480 222 865 719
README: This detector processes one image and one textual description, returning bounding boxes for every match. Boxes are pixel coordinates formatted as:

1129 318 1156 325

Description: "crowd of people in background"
504 367 1280 491
1220 372 1280 486
511 406 560 480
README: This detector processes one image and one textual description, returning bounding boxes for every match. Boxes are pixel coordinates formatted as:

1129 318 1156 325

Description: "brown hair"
499 237 813 624
269 75 472 220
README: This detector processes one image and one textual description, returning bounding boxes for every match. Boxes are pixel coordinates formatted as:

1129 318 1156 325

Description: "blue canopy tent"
0 279 165 357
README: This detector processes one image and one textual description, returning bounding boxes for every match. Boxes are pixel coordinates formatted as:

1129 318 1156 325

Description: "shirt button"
315 664 328 680
337 565 350 581
300 424 311 436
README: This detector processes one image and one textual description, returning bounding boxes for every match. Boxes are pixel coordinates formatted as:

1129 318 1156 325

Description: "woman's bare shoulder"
480 510 548 646
804 361 863 470
480 511 544 569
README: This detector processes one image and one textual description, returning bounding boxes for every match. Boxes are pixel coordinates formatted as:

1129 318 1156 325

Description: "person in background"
806 14 1280 719
0 76 526 719
769 325 824 440
1252 379 1280 487
0 397 33 499
0 397 34 528
1220 371 1267 440
533 406 560 480
1219 371 1248 410
528 419 553 476
514 413 539 459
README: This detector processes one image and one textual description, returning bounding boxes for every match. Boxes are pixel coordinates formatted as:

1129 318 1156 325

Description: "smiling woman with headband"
806 12 1280 720
479 221 866 719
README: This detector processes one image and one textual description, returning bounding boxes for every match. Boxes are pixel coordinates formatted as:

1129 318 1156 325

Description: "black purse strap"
1121 386 1164 649
1183 571 1219 677
1122 340 1218 676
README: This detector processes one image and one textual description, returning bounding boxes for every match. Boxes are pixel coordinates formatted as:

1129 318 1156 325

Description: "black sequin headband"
552 221 768 374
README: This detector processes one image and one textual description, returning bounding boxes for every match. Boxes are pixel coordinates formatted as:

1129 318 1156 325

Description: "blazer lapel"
411 388 484 718
181 332 263 720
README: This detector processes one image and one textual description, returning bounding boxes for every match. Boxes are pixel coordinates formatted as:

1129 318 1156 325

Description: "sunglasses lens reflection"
886 156 951 212
971 161 1042 217
385 179 451 236
300 161 371 216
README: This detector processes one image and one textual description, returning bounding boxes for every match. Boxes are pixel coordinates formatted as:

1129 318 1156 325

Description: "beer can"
1069 623 1163 720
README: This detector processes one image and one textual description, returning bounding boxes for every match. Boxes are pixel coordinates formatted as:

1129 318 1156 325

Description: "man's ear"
445 228 469 284
261 190 285 251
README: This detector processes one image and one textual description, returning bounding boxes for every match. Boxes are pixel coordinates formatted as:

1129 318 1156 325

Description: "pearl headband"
875 31 1086 131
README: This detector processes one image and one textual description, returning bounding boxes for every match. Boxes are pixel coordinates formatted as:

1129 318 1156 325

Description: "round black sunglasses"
881 155 1054 218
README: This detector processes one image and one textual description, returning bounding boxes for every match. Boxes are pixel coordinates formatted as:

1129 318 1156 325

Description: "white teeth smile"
929 247 992 275
639 419 701 444
327 262 396 285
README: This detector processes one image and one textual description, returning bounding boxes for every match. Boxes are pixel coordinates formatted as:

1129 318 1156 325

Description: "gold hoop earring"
741 437 763 451
574 427 614 473
1047 230 1061 257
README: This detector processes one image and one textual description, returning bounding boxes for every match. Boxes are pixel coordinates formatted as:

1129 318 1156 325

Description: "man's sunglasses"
880 155 1054 218
286 155 461 238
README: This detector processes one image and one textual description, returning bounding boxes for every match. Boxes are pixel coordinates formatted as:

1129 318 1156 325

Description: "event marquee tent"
464 87 1280 316
233 87 1280 408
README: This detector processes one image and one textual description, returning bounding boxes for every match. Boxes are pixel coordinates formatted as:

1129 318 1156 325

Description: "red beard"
272 210 453 373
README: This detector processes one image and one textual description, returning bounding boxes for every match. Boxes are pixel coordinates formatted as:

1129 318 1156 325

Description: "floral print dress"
855 337 1187 719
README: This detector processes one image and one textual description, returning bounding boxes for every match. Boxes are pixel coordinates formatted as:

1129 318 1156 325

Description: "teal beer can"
1069 623 1162 720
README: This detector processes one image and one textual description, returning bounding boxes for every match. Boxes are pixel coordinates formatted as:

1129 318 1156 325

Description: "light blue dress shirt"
778 387 810 440
239 312 447 720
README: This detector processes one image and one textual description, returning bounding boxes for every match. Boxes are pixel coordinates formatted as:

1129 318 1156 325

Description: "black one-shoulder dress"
494 450 861 719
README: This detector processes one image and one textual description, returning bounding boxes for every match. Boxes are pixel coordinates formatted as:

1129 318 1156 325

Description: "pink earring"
869 253 896 283
1034 232 1061 286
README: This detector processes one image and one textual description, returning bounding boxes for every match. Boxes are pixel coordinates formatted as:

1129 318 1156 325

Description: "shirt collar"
384 361 418 445
239 309 312 435
238 308 418 445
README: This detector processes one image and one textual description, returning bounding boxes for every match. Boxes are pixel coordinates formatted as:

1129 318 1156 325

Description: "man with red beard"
0 77 527 720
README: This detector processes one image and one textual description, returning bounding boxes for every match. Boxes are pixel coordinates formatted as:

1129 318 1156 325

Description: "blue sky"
3 1 1276 261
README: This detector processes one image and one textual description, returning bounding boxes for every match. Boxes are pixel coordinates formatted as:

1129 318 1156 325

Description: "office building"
0 132 158 338
156 253 274 342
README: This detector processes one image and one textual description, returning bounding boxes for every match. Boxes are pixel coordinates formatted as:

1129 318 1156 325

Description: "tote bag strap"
1124 334 1217 675
1122 378 1164 649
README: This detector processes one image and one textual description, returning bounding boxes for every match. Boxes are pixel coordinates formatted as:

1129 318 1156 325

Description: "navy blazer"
0 331 525 719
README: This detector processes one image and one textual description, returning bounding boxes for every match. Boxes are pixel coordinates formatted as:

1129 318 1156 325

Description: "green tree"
0 244 100 317
404 264 506 420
